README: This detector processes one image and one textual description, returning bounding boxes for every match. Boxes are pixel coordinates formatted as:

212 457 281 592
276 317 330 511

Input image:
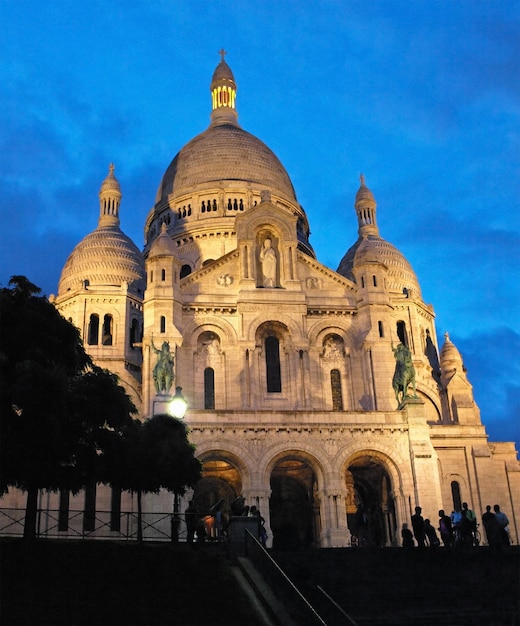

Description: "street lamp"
169 386 188 543
169 386 187 419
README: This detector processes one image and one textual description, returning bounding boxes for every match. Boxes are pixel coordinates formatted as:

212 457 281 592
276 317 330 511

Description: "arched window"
265 336 282 392
150 270 154 283
378 321 384 338
397 321 408 346
180 264 191 279
88 314 99 345
160 316 166 333
372 275 377 287
102 315 113 346
451 481 462 512
331 369 343 410
204 367 215 409
161 268 166 281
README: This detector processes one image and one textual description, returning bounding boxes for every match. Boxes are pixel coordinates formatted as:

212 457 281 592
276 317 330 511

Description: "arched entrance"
191 458 242 521
269 456 319 550
345 455 396 546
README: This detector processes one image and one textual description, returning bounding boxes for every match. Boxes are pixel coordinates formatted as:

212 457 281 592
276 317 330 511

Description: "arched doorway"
269 457 319 550
191 458 242 521
346 455 396 547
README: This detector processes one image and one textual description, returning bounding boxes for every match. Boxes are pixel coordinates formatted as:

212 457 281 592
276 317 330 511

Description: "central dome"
155 123 297 204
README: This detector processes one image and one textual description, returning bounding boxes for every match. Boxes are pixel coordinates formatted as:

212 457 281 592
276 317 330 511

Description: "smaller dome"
58 228 145 295
148 223 176 258
440 332 464 372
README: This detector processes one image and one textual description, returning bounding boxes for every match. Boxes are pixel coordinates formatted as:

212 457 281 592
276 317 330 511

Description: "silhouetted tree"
112 414 201 541
0 276 136 538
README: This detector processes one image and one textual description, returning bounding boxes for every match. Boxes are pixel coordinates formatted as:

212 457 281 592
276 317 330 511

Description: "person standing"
424 519 440 548
438 509 453 548
493 504 510 546
411 506 426 548
482 505 500 548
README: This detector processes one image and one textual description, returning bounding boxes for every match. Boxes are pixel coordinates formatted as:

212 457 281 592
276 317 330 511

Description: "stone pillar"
319 487 350 547
405 397 443 519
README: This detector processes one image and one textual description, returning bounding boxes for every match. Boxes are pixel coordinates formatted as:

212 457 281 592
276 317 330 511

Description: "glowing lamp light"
169 386 188 419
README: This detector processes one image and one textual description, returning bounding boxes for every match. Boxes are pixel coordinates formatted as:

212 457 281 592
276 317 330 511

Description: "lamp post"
169 386 187 542
169 386 187 419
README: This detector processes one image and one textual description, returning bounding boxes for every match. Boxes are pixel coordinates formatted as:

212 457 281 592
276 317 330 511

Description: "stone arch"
340 447 409 547
182 317 238 348
263 448 325 550
237 212 296 243
416 389 442 422
189 448 252 525
308 321 356 350
245 314 304 345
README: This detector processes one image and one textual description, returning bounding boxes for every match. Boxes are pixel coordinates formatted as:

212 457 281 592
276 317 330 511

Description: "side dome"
155 124 297 204
58 229 145 295
57 165 145 296
337 175 421 297
352 235 422 297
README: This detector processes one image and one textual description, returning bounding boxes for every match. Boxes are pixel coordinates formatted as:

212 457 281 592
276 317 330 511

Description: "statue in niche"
392 341 417 406
322 335 344 360
151 337 174 395
259 238 277 288
200 333 221 355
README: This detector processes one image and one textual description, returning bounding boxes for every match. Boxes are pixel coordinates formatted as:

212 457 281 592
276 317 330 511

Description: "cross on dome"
219 48 227 61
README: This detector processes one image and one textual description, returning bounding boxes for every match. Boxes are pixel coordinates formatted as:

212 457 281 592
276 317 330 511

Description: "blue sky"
1 1 519 448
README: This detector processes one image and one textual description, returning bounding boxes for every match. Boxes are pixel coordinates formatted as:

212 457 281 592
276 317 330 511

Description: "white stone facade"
3 57 518 547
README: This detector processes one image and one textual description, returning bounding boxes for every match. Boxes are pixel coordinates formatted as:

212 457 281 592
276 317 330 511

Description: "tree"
0 276 136 538
113 414 201 541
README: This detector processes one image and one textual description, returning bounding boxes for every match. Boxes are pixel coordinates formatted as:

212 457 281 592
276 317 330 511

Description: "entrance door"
269 457 318 550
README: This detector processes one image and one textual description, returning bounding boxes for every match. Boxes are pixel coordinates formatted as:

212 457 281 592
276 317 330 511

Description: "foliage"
113 414 201 497
0 276 136 495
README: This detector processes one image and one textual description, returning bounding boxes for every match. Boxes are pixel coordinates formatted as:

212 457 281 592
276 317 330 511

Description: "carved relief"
217 273 234 286
321 334 345 361
306 277 322 290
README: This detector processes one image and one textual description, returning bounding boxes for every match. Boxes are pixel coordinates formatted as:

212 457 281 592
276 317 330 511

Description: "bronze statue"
151 337 174 395
392 341 417 406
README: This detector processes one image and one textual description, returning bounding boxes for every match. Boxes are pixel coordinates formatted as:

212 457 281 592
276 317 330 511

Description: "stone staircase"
270 546 520 626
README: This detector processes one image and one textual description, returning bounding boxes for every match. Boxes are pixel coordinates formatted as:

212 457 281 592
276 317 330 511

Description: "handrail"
244 529 327 626
316 585 358 626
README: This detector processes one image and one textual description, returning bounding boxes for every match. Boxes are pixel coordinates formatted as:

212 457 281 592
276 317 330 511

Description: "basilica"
9 56 519 546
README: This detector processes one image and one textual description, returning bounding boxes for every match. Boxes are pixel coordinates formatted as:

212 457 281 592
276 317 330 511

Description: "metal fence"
0 508 185 541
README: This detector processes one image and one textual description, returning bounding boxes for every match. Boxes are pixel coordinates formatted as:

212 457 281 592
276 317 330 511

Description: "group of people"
184 497 268 547
402 503 511 549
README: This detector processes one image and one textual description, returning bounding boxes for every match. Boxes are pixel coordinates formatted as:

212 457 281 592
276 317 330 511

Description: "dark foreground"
0 539 261 626
1 539 519 626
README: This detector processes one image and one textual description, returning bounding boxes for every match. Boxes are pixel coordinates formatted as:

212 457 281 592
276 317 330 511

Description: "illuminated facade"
5 56 519 546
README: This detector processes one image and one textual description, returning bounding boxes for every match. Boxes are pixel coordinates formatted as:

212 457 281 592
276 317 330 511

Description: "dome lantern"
210 49 239 127
99 163 122 228
355 174 378 238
